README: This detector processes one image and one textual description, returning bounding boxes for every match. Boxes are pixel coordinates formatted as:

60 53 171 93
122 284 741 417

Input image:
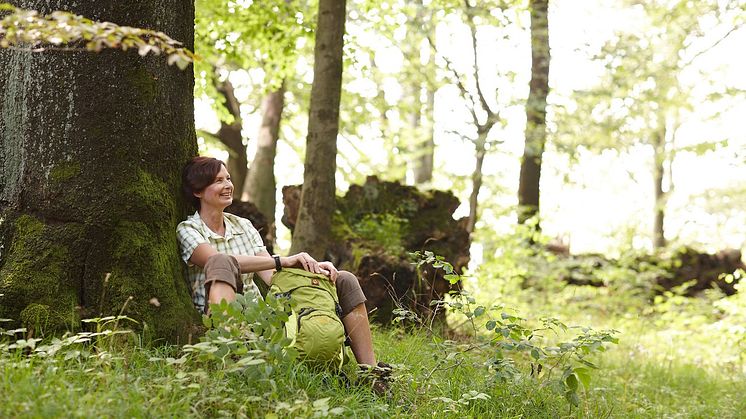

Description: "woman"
176 156 389 388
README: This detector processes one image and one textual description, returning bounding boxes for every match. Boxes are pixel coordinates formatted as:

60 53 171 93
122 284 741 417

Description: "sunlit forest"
1 0 745 417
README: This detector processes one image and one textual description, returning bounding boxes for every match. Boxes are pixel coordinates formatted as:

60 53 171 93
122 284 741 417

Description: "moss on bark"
0 215 81 334
0 1 200 342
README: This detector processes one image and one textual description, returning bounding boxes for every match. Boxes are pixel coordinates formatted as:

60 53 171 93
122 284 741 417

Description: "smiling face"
194 164 233 211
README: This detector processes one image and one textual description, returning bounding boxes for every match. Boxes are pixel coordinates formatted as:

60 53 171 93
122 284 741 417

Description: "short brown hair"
182 156 225 210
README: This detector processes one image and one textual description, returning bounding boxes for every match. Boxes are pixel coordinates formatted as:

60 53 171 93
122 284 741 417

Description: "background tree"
290 0 347 258
555 0 743 249
433 1 524 234
517 0 550 226
0 0 198 340
194 0 310 212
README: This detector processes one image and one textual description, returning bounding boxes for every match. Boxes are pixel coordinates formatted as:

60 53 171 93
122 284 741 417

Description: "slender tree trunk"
244 83 285 244
215 77 247 196
408 2 435 185
413 89 435 184
652 129 667 249
290 0 346 259
0 0 198 340
467 135 486 234
517 0 550 225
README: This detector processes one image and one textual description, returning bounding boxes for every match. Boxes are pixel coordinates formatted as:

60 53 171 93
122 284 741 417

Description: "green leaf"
485 320 496 330
443 274 460 284
565 373 579 391
574 367 592 389
473 306 486 317
564 390 580 407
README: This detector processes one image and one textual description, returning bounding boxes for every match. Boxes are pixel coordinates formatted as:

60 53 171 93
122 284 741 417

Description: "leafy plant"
182 292 297 376
0 3 194 68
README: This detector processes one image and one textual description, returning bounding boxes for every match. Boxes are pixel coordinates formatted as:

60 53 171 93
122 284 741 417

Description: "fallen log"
282 177 470 323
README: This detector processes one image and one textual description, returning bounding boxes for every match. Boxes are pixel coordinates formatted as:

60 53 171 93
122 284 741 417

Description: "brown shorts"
204 254 243 307
335 270 367 316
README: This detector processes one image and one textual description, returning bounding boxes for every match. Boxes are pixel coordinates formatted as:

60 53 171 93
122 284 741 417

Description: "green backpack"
269 268 348 368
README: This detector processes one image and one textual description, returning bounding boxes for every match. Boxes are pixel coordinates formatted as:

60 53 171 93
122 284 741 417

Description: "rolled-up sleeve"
176 221 207 264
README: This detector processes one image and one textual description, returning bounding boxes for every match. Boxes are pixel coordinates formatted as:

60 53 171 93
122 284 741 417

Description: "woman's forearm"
234 254 276 274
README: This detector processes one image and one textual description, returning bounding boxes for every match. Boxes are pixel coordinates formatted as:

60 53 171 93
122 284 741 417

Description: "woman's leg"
204 253 243 311
336 271 376 366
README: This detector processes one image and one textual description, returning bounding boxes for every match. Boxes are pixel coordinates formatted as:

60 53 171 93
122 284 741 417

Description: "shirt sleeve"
240 218 267 255
176 221 207 264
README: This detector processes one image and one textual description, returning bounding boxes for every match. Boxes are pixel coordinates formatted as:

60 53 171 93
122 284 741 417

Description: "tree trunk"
290 0 346 259
413 89 435 185
0 0 199 341
652 129 667 249
517 0 550 226
466 135 486 234
215 77 247 196
244 83 286 245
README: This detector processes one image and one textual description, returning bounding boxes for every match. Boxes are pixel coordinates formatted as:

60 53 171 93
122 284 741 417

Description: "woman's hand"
284 252 323 274
318 261 339 283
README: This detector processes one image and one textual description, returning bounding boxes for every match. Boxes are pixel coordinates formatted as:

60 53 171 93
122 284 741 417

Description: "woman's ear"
193 191 203 199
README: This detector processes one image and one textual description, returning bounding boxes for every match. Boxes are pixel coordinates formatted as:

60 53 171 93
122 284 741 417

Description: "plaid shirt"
176 211 267 312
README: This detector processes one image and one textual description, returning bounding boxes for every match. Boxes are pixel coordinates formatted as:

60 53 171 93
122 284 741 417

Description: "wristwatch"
273 255 282 272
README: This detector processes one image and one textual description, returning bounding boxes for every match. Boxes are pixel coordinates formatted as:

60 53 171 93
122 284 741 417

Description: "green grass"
1 325 744 418
3 276 746 418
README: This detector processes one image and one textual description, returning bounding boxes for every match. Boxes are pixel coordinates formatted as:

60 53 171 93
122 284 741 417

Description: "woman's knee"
205 253 238 271
336 271 367 317
204 253 243 294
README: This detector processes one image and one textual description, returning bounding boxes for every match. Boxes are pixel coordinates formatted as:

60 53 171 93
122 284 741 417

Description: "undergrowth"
1 235 745 417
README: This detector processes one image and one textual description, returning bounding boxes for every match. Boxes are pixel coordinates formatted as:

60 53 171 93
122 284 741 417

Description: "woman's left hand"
318 261 339 283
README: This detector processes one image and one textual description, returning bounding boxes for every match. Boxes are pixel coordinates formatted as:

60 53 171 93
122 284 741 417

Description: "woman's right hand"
283 252 326 275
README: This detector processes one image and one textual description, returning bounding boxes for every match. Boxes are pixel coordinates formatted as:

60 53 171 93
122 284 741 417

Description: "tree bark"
466 135 486 234
413 88 435 185
652 129 667 249
0 0 198 341
517 0 550 225
290 0 346 259
244 83 286 245
215 77 247 196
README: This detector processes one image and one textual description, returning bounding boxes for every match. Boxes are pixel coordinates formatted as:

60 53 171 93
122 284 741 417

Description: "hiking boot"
358 362 393 396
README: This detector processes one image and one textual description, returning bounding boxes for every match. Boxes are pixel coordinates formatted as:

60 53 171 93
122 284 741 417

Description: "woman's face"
195 164 233 210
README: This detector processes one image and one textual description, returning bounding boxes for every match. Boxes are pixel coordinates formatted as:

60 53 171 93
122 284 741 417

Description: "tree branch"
682 22 744 68
463 0 496 121
426 32 480 126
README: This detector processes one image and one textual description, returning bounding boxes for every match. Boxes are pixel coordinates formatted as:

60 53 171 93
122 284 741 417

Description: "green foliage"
411 250 461 285
351 213 408 255
194 0 313 122
184 293 297 375
0 3 194 68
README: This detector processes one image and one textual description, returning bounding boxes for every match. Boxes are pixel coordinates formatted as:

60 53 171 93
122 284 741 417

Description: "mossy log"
549 246 745 296
653 247 744 296
282 176 470 323
0 1 198 341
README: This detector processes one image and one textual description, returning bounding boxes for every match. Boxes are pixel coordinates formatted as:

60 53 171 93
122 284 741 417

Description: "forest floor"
2 267 745 418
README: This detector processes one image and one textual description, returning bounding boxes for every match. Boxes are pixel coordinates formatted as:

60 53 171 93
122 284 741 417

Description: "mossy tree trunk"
291 0 347 259
244 83 286 246
517 0 550 226
0 0 199 341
